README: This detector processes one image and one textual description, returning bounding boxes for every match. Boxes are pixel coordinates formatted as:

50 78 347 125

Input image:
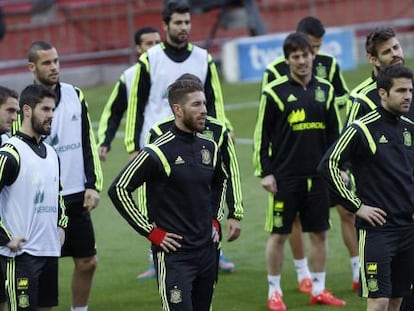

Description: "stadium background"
1 0 414 89
1 1 414 310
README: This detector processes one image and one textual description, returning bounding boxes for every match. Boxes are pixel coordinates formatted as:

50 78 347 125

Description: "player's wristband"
147 228 166 246
212 219 220 233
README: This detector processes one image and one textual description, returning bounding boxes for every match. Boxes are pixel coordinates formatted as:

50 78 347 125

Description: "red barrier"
1 0 414 74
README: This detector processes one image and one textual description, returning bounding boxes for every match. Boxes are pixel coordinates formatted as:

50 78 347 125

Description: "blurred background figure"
98 26 161 162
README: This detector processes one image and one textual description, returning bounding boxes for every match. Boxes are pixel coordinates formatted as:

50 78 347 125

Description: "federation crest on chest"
315 63 327 79
403 129 412 147
170 287 182 304
200 148 211 165
315 87 326 102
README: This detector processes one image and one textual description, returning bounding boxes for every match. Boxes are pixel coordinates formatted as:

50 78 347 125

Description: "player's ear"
171 102 181 116
367 53 379 67
378 87 387 99
28 62 36 73
162 21 168 33
22 104 32 119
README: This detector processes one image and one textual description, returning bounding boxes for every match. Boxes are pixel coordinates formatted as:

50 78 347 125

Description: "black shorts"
153 243 217 311
358 228 414 298
61 197 97 258
0 253 58 310
267 177 330 234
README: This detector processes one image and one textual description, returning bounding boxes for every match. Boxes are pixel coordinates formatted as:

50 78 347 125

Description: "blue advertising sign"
236 28 356 82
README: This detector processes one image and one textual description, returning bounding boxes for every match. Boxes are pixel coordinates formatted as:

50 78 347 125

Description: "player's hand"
159 232 183 253
98 146 108 161
6 237 26 252
355 203 387 227
57 227 65 246
261 174 277 194
83 188 100 211
148 227 183 253
226 218 241 242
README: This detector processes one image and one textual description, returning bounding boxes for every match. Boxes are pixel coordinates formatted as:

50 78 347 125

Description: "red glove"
147 227 167 246
212 219 220 243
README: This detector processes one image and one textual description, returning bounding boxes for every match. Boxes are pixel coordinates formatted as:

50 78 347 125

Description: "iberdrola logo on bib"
49 134 59 146
47 133 81 154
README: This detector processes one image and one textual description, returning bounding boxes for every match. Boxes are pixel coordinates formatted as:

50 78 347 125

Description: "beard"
36 70 58 87
182 115 205 133
31 116 51 136
168 32 188 46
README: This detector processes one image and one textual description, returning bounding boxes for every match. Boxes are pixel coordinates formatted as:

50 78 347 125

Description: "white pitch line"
224 101 259 111
234 138 253 145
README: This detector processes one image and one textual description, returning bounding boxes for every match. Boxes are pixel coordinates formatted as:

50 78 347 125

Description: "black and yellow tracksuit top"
253 74 340 180
318 107 414 230
262 52 349 109
124 41 230 153
344 73 376 126
108 125 226 250
148 116 243 221
97 63 136 150
345 73 414 127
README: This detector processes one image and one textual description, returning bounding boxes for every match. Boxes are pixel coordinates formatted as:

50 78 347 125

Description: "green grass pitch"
54 59 414 310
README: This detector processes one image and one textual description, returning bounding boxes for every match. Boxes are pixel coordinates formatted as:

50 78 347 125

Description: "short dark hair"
176 73 203 85
19 84 55 111
0 86 18 106
377 65 413 93
134 27 159 45
162 0 190 24
365 27 396 56
28 40 54 62
167 73 203 107
283 32 313 59
296 16 325 38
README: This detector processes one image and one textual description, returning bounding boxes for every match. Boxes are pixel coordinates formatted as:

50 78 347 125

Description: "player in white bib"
0 84 67 311
0 85 19 311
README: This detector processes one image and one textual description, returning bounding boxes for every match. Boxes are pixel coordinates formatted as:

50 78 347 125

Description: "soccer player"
344 26 414 310
97 26 161 161
22 41 103 311
318 64 414 311
253 32 345 311
0 85 19 311
136 85 242 281
0 86 19 145
262 16 349 108
261 16 354 294
108 76 226 311
125 0 236 273
0 84 68 311
147 113 243 238
345 27 407 125
146 74 243 280
340 26 407 293
125 0 230 158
